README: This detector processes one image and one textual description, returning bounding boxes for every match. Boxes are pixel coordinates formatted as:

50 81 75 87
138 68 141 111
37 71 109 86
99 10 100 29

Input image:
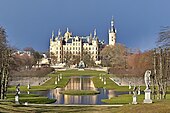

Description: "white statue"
144 70 151 90
129 81 132 89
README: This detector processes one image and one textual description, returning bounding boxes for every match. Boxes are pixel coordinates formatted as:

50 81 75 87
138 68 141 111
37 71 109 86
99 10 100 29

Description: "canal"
34 76 129 105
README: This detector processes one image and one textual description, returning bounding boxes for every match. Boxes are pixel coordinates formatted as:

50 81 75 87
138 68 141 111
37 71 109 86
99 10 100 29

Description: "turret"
64 27 71 41
58 29 61 37
94 28 97 38
51 30 55 41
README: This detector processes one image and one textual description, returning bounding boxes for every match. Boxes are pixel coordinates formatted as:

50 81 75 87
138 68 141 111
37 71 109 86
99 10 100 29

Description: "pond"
33 76 129 105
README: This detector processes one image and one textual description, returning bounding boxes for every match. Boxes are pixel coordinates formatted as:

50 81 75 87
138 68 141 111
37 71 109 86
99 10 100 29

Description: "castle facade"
49 17 116 64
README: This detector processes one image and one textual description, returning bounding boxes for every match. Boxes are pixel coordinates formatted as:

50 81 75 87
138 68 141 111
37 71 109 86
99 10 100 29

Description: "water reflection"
65 76 96 90
33 76 129 105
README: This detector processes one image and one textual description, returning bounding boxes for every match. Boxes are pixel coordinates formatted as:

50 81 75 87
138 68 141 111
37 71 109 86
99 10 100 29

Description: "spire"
52 30 54 40
110 16 115 33
90 32 92 38
66 27 69 32
58 28 61 36
94 28 97 37
111 16 114 27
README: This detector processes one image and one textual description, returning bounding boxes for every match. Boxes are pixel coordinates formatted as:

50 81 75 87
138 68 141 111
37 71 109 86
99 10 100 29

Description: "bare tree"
0 26 10 99
100 43 127 68
63 52 73 67
153 48 170 99
157 27 170 48
82 52 95 67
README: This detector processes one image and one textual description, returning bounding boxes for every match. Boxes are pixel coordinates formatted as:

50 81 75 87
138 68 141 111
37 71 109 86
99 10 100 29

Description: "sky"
0 0 170 52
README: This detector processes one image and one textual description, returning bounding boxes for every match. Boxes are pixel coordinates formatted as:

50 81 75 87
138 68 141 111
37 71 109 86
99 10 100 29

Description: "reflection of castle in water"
65 76 96 90
51 76 117 104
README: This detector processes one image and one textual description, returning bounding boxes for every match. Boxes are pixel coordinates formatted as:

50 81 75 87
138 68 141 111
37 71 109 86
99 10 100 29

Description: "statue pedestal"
55 81 58 84
15 95 19 104
132 95 137 104
144 89 152 103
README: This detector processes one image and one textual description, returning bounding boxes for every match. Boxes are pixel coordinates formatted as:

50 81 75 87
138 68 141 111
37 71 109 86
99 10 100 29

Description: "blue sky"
0 0 170 52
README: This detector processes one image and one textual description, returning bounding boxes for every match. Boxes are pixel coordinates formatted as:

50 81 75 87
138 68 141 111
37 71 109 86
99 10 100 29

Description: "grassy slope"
54 69 107 76
8 76 70 91
6 94 56 104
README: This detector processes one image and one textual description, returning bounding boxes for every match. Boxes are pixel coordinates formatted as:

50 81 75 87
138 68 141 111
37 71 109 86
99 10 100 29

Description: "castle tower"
109 17 116 45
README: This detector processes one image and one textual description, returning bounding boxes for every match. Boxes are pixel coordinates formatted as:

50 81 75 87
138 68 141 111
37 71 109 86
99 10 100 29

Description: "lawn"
1 98 170 113
50 69 107 76
0 102 119 113
59 90 100 95
102 94 145 104
6 94 56 104
5 69 170 113
7 76 70 92
114 99 170 113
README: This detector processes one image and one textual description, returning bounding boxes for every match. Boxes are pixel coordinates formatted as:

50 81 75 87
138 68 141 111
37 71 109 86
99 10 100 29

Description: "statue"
133 85 137 96
144 70 151 90
143 70 152 103
132 85 138 104
138 86 141 95
78 61 85 69
129 81 132 89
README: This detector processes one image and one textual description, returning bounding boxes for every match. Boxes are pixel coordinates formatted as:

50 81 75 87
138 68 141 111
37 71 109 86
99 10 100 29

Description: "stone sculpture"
144 70 151 90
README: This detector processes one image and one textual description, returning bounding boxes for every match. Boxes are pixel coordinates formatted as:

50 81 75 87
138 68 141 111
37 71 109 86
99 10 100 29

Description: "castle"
49 17 116 64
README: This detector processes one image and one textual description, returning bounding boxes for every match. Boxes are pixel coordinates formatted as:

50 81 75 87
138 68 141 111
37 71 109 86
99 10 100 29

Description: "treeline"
11 67 54 77
100 44 153 76
10 47 44 71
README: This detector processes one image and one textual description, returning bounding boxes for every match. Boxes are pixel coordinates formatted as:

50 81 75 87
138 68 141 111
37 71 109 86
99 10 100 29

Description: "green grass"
59 90 100 95
51 69 107 76
41 76 70 88
114 99 170 113
92 76 145 91
8 77 70 92
8 69 145 92
102 94 145 104
102 93 170 105
0 102 119 113
6 94 56 104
